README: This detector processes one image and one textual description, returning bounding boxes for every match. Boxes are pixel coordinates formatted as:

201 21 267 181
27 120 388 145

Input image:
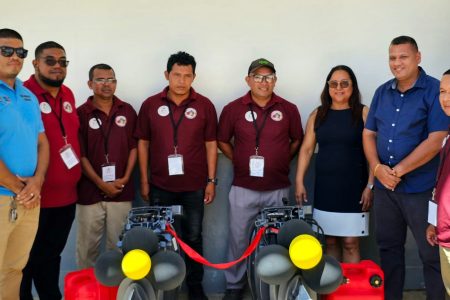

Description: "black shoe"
188 284 208 300
222 288 243 300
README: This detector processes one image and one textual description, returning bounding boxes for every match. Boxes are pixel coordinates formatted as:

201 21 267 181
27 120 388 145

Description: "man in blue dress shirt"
363 36 448 300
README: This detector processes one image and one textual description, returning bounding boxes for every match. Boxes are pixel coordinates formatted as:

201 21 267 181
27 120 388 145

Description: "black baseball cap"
248 58 276 75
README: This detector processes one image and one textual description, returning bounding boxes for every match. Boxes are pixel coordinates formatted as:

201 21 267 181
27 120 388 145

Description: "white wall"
5 0 450 122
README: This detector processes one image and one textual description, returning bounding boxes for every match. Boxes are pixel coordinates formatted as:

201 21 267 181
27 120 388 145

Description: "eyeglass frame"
0 46 28 59
328 79 352 89
39 56 70 68
250 73 277 83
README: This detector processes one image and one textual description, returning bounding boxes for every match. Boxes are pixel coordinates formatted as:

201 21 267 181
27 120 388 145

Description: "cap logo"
259 60 270 65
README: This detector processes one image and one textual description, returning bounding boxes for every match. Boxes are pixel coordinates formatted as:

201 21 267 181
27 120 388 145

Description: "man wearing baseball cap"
218 58 303 299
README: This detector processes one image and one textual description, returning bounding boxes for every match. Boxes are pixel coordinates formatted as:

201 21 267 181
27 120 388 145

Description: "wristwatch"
367 183 374 190
207 178 218 185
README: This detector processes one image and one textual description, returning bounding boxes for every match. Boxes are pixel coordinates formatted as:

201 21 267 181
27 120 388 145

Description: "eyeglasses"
93 78 117 84
251 74 276 83
41 57 69 68
328 80 351 89
0 46 28 59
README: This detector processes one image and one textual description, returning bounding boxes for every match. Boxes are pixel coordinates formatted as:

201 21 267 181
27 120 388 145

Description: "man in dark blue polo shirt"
363 36 449 300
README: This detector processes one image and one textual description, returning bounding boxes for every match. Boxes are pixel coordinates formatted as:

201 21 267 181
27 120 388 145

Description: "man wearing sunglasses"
217 58 303 299
0 28 49 300
20 41 81 300
363 36 448 300
76 64 137 270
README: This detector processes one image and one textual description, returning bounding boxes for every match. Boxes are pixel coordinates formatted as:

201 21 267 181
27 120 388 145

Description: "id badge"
428 200 438 226
249 155 264 177
59 144 79 169
102 163 116 182
168 154 184 176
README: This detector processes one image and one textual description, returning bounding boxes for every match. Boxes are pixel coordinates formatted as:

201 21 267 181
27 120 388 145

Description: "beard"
38 72 65 87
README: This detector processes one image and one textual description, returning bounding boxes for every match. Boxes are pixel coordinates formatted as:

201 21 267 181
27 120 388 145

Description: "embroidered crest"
185 108 197 119
115 115 127 127
271 110 283 121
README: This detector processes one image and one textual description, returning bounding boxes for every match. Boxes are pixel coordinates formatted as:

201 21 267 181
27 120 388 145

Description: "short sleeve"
287 103 303 142
126 104 138 149
134 99 151 141
217 104 234 143
76 106 88 158
204 100 218 141
365 88 381 131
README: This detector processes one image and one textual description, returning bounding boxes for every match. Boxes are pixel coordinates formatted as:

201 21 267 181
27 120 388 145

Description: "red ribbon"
166 225 266 269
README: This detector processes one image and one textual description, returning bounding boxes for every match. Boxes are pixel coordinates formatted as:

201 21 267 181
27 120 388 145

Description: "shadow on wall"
58 154 425 294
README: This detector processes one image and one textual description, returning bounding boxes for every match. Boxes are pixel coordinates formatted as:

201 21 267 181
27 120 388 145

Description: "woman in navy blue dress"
295 65 373 263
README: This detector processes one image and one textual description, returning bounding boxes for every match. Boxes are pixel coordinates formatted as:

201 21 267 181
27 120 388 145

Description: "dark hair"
315 65 363 129
390 36 418 52
444 69 450 76
0 28 23 41
35 41 65 58
89 63 115 81
167 51 196 74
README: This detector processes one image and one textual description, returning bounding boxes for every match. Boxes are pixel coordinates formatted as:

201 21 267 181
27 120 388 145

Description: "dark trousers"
374 188 444 300
150 185 204 288
20 203 76 300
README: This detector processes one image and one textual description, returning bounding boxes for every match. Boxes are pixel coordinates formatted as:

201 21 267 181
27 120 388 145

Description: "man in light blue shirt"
0 28 49 300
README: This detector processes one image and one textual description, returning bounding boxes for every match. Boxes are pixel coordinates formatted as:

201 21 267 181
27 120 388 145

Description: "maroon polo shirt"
24 75 82 208
134 87 217 192
77 96 137 205
218 91 303 191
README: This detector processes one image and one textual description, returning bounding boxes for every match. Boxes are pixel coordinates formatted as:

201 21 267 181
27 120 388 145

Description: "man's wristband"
373 163 381 177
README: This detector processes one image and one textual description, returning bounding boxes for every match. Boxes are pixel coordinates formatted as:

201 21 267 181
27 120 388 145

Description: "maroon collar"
25 74 71 99
84 95 124 115
240 91 282 109
160 86 199 106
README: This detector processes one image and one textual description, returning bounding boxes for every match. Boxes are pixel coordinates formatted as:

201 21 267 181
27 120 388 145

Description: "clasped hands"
15 175 44 209
375 164 403 191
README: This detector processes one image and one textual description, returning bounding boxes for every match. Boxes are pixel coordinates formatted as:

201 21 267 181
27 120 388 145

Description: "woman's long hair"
314 65 363 130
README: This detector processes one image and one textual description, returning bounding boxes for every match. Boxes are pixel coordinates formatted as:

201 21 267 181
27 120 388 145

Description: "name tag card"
428 200 438 226
102 163 116 182
59 144 79 169
249 155 264 177
168 154 184 176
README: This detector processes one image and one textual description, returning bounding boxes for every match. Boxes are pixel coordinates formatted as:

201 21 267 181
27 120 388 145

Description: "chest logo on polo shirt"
0 96 11 103
40 102 52 114
245 111 257 122
158 105 169 117
20 94 31 101
271 110 283 121
63 101 73 113
89 117 101 129
185 107 197 119
115 115 127 127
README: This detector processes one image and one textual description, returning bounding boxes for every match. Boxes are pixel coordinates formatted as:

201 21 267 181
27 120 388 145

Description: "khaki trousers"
440 246 450 297
0 195 39 300
76 201 131 269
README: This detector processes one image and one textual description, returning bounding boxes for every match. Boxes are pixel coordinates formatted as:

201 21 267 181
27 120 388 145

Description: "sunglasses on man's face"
40 57 69 68
0 46 28 59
